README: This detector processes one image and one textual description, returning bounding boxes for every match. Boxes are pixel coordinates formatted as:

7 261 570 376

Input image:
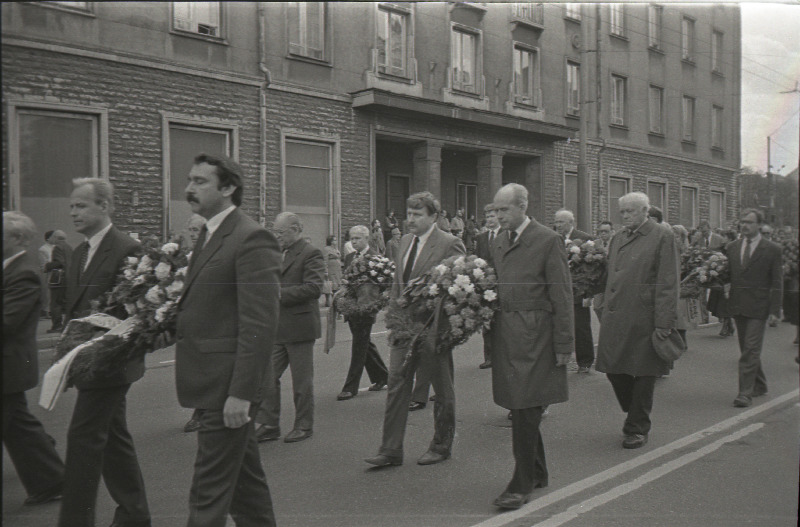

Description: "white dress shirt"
84 222 113 271
403 223 436 271
203 206 237 247
741 233 761 263
511 217 531 241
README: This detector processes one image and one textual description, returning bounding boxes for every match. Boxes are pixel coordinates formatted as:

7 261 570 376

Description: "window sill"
609 123 629 131
648 131 665 138
564 16 581 24
506 100 545 121
442 87 489 111
451 88 482 99
511 18 544 30
712 69 725 78
648 45 665 55
28 2 96 17
681 139 697 146
565 112 580 120
451 2 489 13
711 145 725 153
681 57 696 66
610 33 629 42
170 29 228 45
287 54 332 68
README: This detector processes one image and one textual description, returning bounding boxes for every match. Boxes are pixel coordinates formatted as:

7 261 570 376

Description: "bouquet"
680 250 729 299
384 254 498 374
782 238 798 280
51 236 190 388
565 239 606 298
334 254 394 318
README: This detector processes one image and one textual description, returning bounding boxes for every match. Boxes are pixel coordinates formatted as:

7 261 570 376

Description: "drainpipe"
257 2 272 227
595 3 606 224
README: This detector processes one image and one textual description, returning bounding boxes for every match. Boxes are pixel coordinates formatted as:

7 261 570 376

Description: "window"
682 96 695 142
377 5 409 76
680 186 698 228
564 3 581 20
609 177 630 227
611 74 626 126
288 2 325 60
709 191 725 229
173 2 221 37
512 3 543 26
712 105 724 149
513 45 540 106
648 85 664 134
712 30 723 73
566 61 580 116
648 5 662 49
610 4 625 37
681 16 695 61
647 181 666 217
457 183 478 220
452 27 478 93
563 170 578 218
283 137 334 248
166 123 233 238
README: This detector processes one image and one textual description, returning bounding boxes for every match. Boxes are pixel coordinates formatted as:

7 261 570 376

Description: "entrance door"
457 183 478 220
388 175 409 221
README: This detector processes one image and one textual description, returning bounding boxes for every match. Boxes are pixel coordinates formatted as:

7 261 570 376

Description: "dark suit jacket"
564 228 595 302
3 251 43 394
45 242 72 289
474 229 500 268
343 247 376 271
692 231 726 250
726 237 783 320
64 226 142 389
276 238 325 344
391 225 466 299
175 208 281 409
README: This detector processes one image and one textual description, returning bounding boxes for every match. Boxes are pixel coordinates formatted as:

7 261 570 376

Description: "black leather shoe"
24 486 62 506
622 434 648 449
284 429 312 443
183 418 201 433
368 382 387 391
733 395 752 408
408 401 426 411
337 391 356 400
493 492 531 510
479 360 492 369
255 425 280 442
417 450 450 465
364 454 402 467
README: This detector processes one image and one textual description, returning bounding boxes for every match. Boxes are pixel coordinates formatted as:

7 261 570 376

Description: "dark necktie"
742 238 751 268
403 236 419 283
509 230 517 244
489 231 495 245
189 226 207 272
78 242 89 279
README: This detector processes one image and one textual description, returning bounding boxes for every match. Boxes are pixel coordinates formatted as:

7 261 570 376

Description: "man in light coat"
490 184 574 510
596 192 679 450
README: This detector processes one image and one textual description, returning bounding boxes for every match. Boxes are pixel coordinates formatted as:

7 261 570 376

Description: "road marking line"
159 360 175 364
469 389 798 527
532 423 764 527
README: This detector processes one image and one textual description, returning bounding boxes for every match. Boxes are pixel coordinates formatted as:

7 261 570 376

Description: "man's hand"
222 396 251 428
768 314 779 327
555 353 571 367
654 327 672 340
582 298 592 308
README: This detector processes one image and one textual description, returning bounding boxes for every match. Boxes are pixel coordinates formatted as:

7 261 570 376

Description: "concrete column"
525 156 544 220
412 141 443 198
477 149 504 209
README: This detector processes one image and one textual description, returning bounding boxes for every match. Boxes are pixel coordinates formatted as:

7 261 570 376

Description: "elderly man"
474 203 501 369
490 184 574 509
596 192 679 450
728 209 783 408
3 212 65 507
337 225 389 400
255 212 325 443
554 209 595 373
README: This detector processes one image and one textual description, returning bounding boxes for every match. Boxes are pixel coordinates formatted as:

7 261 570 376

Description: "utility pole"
576 3 591 232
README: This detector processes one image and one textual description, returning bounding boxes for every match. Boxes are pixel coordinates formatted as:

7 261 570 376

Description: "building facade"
2 2 741 247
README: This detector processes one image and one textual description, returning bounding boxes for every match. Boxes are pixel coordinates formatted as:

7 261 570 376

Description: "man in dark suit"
58 178 150 527
44 229 72 332
365 191 466 467
175 153 281 526
474 203 501 369
255 212 325 443
337 225 389 400
727 208 783 408
490 185 574 509
3 212 65 506
692 220 726 249
554 208 596 373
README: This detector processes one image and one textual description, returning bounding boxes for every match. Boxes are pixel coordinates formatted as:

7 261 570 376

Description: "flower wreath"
334 253 395 318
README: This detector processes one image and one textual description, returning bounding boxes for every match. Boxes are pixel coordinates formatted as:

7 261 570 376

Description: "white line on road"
531 422 765 527
469 389 798 527
159 360 175 364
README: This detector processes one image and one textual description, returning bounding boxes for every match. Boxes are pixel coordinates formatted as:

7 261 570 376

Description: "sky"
741 2 800 174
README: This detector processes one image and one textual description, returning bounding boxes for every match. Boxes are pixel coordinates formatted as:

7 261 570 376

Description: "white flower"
123 269 136 280
126 256 139 266
136 255 153 273
161 242 180 255
428 284 440 296
186 252 193 261
454 274 471 288
165 280 184 300
145 285 163 305
569 245 581 254
435 264 449 275
461 283 475 294
473 258 487 267
368 260 376 267
136 299 147 309
369 270 378 277
154 262 172 280
454 256 466 266
584 240 595 248
448 285 460 296
133 275 146 285
709 270 718 278
155 301 174 323
175 266 188 277
483 290 497 302
472 268 485 279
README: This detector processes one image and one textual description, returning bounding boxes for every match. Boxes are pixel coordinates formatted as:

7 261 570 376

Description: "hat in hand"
651 330 686 362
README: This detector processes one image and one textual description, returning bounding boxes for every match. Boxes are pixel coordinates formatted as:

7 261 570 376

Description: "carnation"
570 245 581 254
473 258 487 267
123 269 136 280
454 256 466 266
154 262 172 280
454 274 471 288
461 283 475 294
165 280 184 300
161 242 180 255
126 256 139 266
472 268 485 279
145 285 164 305
428 284 439 296
483 290 497 302
154 302 173 323
448 285 460 296
175 266 188 277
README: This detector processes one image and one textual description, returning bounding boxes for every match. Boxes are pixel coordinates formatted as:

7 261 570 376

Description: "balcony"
365 48 423 98
442 66 489 111
505 82 545 121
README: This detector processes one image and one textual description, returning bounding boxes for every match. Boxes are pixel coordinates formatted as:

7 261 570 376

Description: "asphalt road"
4 316 799 527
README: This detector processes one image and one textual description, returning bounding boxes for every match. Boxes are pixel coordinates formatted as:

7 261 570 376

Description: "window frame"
680 185 699 229
681 95 696 143
564 3 581 21
610 73 627 127
30 1 94 16
512 42 541 108
450 23 482 95
648 84 664 135
711 105 724 150
681 15 695 63
566 59 581 117
562 168 579 219
376 3 411 78
712 29 724 75
646 179 668 222
609 4 626 38
456 182 479 221
648 5 663 50
171 1 226 43
288 2 328 62
608 175 631 228
709 189 726 230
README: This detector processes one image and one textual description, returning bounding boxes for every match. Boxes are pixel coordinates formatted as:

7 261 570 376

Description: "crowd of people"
3 151 797 525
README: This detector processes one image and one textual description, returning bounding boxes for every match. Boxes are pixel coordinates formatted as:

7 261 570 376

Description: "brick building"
2 2 741 247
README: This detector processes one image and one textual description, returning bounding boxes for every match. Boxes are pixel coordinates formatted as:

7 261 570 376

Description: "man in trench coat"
490 184 574 510
596 191 679 450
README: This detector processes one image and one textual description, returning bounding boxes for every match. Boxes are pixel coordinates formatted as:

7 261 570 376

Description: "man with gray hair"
596 191 680 450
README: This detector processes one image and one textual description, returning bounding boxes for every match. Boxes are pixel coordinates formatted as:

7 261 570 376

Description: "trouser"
734 316 768 397
506 407 548 494
257 341 314 431
187 408 276 527
410 352 455 403
2 392 64 497
378 346 455 459
50 286 66 328
606 374 657 436
342 319 388 394
574 303 594 367
482 327 493 363
58 384 150 527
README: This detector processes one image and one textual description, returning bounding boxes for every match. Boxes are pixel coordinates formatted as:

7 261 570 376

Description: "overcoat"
490 218 574 409
3 250 43 394
276 237 325 343
596 218 679 377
